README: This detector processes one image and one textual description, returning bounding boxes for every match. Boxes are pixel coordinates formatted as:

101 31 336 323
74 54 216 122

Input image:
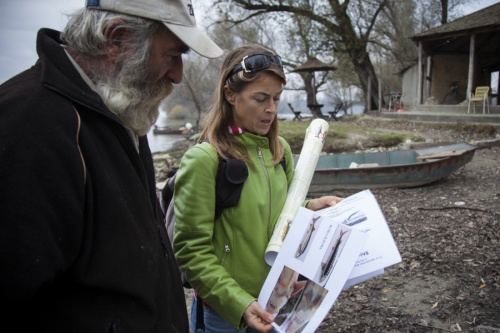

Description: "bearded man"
0 0 222 332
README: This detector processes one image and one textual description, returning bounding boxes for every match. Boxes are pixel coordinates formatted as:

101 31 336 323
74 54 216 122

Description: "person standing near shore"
0 0 222 332
173 45 342 333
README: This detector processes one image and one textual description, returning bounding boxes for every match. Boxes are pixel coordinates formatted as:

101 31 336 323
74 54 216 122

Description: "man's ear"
103 21 128 62
224 86 236 105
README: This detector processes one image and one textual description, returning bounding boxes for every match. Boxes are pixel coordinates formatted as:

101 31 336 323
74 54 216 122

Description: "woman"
173 45 342 333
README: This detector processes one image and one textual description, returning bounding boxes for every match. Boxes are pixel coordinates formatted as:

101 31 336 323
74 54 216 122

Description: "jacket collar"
234 131 272 149
228 125 245 135
36 28 121 122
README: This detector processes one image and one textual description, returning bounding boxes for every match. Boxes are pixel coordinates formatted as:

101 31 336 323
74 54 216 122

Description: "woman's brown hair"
198 45 287 167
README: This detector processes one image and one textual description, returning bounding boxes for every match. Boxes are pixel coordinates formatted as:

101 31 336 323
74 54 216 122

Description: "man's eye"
164 52 182 62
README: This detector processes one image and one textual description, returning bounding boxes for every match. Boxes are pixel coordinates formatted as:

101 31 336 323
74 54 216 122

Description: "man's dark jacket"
0 28 189 333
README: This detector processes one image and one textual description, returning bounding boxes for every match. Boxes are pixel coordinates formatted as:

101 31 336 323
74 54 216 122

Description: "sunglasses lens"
245 55 271 72
228 54 283 81
273 55 283 69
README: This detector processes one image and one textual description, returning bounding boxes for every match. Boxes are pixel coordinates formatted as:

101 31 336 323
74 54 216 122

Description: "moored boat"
152 125 182 135
303 142 477 192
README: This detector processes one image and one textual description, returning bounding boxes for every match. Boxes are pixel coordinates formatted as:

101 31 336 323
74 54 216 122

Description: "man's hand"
243 300 274 332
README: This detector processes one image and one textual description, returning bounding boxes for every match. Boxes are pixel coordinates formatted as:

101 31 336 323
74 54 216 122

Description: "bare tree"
414 0 477 30
283 13 337 118
214 0 389 111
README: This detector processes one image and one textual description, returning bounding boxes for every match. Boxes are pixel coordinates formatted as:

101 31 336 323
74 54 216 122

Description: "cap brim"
164 23 223 59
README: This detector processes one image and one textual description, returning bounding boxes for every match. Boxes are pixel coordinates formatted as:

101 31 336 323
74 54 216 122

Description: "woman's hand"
243 300 274 332
306 196 343 211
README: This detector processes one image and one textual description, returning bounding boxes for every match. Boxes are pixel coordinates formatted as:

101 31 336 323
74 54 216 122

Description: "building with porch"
403 3 500 109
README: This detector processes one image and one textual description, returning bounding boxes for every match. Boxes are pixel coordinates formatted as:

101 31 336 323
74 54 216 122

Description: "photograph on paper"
258 208 368 333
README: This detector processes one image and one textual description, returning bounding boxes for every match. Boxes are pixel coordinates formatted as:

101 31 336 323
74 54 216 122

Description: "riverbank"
320 145 500 332
152 117 500 332
153 117 500 188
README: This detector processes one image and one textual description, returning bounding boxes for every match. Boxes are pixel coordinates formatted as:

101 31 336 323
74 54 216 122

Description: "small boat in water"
304 142 477 191
153 122 194 136
152 125 182 135
180 129 196 139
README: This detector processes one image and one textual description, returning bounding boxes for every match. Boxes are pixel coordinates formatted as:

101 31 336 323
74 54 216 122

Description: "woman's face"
225 73 283 136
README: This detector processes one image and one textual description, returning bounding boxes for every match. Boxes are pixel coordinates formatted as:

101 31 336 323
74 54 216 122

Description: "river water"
146 112 195 153
146 105 366 153
146 129 185 153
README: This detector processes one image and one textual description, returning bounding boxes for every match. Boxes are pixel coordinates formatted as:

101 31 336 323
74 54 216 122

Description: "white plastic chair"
468 86 490 114
388 93 404 112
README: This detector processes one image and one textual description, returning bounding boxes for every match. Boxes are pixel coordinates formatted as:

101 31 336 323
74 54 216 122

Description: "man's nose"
168 55 183 84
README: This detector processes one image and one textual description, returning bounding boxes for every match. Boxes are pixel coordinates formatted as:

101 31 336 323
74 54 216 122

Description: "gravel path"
318 146 500 332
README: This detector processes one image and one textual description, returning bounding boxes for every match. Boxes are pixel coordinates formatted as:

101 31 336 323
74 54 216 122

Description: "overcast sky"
0 0 498 84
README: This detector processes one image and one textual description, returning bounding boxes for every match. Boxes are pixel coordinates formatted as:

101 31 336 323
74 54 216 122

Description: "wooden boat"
152 125 182 135
304 142 477 191
180 130 196 139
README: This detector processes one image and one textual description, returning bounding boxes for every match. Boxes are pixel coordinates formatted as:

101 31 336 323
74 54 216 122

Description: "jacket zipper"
220 242 230 265
257 147 272 239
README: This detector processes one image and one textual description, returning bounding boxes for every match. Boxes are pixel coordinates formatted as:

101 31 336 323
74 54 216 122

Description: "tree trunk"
301 72 324 118
440 0 449 24
351 51 381 111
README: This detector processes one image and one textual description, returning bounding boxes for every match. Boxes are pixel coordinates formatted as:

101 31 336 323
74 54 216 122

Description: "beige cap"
86 0 223 58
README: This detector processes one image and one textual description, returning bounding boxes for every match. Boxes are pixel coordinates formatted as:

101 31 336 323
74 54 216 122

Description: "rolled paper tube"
265 119 329 265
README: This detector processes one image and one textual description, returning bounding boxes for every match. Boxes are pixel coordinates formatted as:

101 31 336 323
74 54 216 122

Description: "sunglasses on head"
227 54 283 80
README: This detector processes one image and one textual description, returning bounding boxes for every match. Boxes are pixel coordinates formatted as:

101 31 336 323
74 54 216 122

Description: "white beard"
95 58 173 136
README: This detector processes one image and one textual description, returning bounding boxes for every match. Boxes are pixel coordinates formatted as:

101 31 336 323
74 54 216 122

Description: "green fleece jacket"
173 133 294 328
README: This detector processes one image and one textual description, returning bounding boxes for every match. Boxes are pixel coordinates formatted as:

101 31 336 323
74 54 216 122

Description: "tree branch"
361 0 388 43
229 0 342 35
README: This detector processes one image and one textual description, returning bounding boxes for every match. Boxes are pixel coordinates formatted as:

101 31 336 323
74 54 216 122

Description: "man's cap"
86 0 223 58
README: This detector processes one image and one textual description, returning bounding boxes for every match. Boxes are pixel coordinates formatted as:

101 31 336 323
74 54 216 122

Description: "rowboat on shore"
305 142 477 192
152 125 182 135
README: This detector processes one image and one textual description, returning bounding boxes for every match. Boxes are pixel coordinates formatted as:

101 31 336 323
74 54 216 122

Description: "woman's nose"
267 100 278 113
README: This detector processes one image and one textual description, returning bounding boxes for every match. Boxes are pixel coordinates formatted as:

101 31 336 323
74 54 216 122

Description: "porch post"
426 56 432 101
467 33 476 100
417 42 423 105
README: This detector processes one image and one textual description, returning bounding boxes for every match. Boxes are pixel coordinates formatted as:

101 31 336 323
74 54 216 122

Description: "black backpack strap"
162 152 284 221
279 155 287 172
195 296 205 332
215 158 248 219
161 174 176 213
